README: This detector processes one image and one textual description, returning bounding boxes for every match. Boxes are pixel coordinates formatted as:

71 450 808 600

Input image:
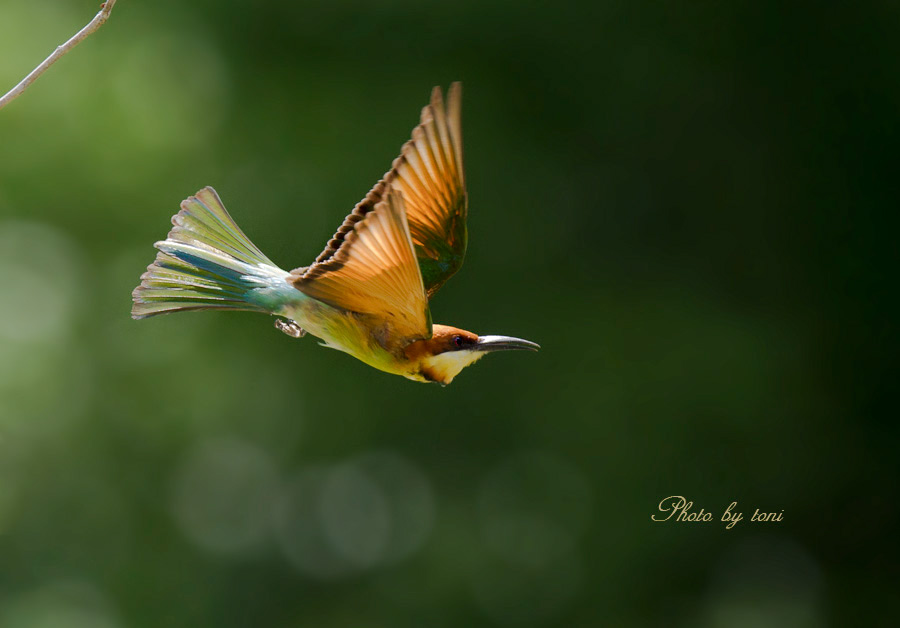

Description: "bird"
131 83 538 385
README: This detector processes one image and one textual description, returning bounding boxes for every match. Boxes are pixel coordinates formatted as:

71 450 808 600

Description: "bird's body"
132 84 538 385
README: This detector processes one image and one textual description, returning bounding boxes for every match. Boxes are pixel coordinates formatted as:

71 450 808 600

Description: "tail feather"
132 187 290 319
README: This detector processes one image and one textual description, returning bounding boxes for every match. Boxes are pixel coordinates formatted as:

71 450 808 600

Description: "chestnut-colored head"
405 324 539 385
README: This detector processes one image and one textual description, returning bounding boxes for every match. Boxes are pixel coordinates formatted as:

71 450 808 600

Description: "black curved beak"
475 335 541 352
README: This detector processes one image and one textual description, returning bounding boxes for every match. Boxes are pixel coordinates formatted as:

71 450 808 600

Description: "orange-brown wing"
309 83 467 299
393 82 467 297
290 190 431 346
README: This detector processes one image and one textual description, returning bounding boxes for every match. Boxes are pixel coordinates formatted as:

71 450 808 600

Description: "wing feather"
291 191 430 346
305 83 468 299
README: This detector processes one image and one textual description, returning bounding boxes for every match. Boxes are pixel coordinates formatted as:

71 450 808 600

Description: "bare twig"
0 0 119 110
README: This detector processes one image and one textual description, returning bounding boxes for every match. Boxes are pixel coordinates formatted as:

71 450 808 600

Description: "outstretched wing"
290 190 431 348
310 83 467 299
392 83 467 297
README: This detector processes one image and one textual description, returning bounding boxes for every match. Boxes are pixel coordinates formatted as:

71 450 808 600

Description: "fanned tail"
132 186 292 319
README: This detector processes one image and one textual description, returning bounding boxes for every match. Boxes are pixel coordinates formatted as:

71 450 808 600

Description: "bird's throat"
418 350 485 385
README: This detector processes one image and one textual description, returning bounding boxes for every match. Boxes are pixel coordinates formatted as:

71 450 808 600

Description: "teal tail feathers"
132 186 292 319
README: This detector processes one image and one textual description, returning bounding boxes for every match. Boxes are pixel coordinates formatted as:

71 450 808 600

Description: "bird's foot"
275 318 307 338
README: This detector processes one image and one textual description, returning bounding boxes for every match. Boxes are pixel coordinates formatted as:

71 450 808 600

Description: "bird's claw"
275 318 306 338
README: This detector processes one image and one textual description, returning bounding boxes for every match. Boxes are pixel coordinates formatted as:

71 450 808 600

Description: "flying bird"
132 83 538 385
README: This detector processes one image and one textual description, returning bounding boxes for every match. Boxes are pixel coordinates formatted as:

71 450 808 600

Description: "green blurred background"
0 0 897 626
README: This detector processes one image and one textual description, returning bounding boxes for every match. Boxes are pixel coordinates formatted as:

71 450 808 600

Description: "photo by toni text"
651 495 784 529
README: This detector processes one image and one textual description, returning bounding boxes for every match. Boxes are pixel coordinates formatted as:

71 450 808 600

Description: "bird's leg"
274 318 307 338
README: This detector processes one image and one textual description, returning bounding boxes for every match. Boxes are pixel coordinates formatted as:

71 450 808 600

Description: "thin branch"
0 0 119 111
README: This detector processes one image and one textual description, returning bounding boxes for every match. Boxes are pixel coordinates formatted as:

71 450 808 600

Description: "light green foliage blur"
0 0 896 626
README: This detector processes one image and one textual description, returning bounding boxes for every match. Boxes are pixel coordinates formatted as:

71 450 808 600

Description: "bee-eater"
132 83 538 385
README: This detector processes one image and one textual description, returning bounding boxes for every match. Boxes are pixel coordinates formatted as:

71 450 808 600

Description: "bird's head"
405 324 540 385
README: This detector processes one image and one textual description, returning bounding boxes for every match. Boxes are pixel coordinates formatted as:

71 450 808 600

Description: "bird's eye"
453 335 464 348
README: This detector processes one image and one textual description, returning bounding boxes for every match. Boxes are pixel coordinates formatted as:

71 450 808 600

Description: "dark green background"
0 0 896 626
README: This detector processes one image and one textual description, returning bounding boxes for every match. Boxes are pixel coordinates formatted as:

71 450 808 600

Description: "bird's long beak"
475 335 541 352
